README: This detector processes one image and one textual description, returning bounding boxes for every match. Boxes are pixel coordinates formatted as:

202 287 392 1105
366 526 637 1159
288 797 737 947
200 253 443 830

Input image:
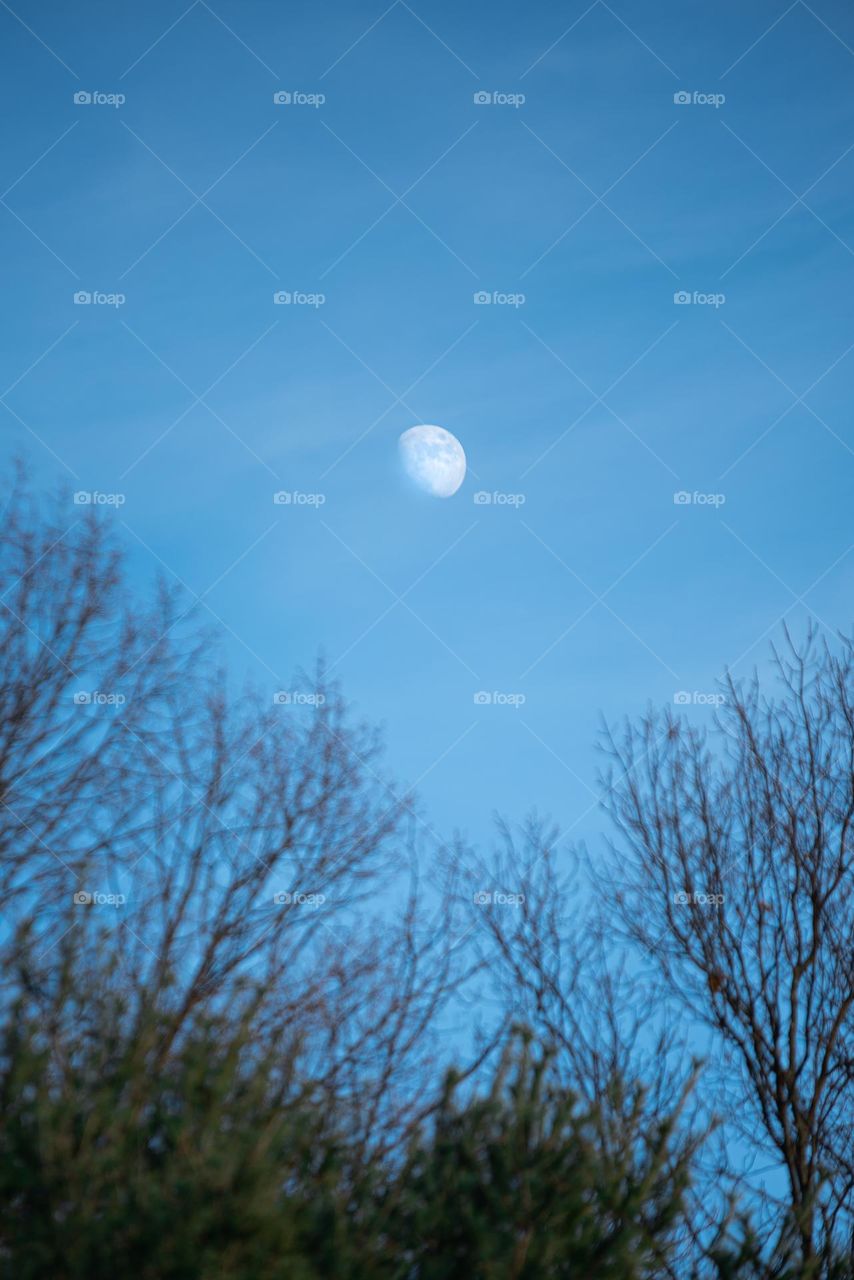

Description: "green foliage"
380 1038 691 1280
0 992 317 1278
4 485 850 1277
0 976 694 1280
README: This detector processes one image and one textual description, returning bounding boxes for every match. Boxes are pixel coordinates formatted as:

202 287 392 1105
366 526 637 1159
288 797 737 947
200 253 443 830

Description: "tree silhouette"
0 471 469 1162
604 628 854 1274
2 471 853 1277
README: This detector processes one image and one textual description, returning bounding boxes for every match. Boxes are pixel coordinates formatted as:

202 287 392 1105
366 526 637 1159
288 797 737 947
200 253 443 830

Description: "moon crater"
399 425 466 498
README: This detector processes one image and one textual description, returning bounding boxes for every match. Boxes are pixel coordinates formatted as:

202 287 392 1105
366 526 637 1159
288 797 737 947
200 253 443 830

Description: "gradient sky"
2 0 853 855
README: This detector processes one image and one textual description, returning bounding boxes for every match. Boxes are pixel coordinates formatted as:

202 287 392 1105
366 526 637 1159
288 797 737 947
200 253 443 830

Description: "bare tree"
448 813 709 1280
603 626 854 1275
12 467 854 1273
0 469 471 1151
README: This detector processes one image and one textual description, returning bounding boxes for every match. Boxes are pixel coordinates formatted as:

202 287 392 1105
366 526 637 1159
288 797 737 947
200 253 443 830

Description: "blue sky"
2 0 854 853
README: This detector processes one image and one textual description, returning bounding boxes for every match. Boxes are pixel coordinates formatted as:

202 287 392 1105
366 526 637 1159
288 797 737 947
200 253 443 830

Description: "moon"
399 425 466 498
